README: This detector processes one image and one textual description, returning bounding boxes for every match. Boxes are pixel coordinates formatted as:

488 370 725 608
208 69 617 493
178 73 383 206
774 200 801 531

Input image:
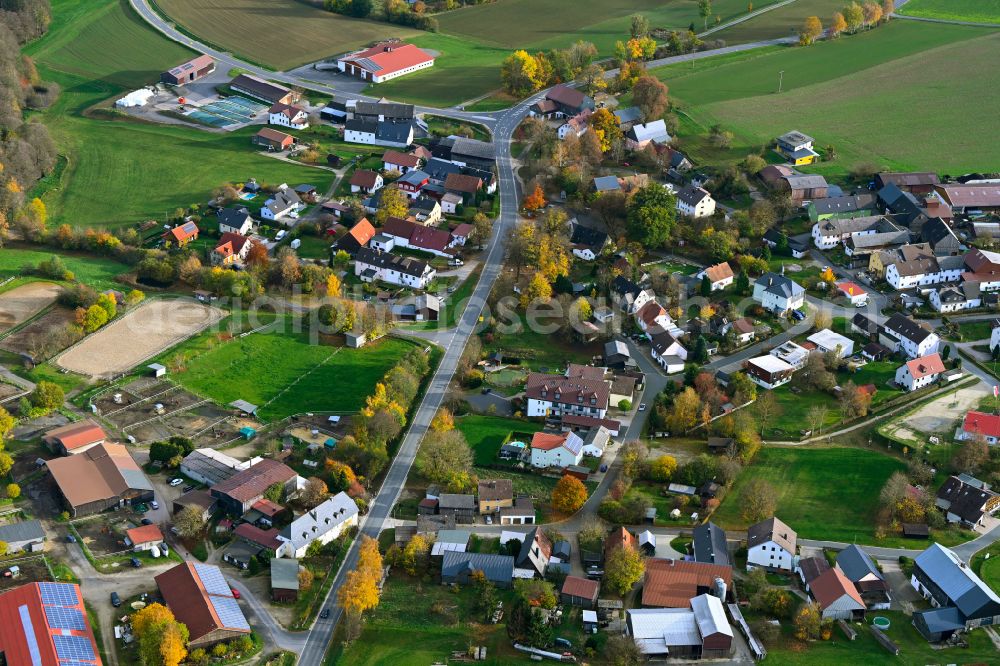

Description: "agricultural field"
654 21 1000 174
710 0 846 43
0 282 62 334
155 0 421 70
0 248 131 292
168 332 416 421
899 0 1000 23
711 447 905 542
55 298 225 378
24 0 334 228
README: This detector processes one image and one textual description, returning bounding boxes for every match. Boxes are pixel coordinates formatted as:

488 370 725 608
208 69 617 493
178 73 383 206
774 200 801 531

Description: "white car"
169 478 183 487
150 501 159 510
638 403 647 412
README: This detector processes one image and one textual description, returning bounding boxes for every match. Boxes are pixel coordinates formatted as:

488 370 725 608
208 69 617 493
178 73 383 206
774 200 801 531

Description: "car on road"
110 592 121 607
600 464 608 472
320 608 331 619
638 403 646 411
169 478 183 486
141 518 153 526
150 500 159 510
66 535 76 543
130 557 142 568
231 588 240 599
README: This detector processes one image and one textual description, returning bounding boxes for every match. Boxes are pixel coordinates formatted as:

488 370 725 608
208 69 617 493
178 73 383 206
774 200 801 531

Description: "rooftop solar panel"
209 595 251 631
193 563 231 596
53 635 96 663
18 605 43 666
39 583 80 607
44 606 87 631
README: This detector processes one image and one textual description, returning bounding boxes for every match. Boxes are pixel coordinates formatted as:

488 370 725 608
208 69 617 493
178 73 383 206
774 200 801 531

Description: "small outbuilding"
270 558 300 602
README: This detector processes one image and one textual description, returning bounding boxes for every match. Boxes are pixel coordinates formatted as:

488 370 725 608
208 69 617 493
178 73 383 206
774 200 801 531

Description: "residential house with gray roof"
441 551 515 587
911 543 1000 641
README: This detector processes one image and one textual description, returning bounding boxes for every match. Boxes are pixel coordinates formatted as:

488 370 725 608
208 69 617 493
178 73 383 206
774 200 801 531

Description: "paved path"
699 0 799 37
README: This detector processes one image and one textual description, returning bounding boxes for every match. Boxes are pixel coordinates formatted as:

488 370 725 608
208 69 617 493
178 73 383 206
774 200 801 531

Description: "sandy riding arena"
0 282 62 333
56 298 224 378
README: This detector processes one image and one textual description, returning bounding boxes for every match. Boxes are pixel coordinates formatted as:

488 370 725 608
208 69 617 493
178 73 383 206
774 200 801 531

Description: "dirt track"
55 298 224 378
0 282 62 333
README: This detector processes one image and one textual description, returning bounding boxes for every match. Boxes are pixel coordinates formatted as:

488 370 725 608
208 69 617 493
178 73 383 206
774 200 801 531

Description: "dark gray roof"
811 193 876 215
677 185 711 206
441 551 514 583
692 522 730 566
450 137 494 161
355 247 431 278
0 519 45 543
914 543 1000 618
354 100 414 120
570 222 608 249
438 493 476 510
217 207 251 227
423 158 463 181
229 73 291 102
836 545 882 583
378 120 412 144
936 475 997 525
611 275 642 298
882 313 934 344
921 218 961 252
755 272 804 299
346 118 378 134
614 106 642 124
784 174 828 190
914 606 965 635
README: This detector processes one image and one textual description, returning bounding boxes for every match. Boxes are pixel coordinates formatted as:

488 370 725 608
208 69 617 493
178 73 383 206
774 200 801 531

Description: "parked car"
66 535 76 543
320 608 331 619
141 518 153 526
791 309 806 321
110 592 121 607
169 478 183 487
150 501 159 510
231 588 240 600
130 557 142 568
449 258 464 267
599 464 608 472
275 230 287 241
638 403 647 411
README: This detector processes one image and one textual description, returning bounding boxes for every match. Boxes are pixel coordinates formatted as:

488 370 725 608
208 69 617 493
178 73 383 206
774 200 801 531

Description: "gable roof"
836 545 882 582
350 169 381 189
747 517 796 554
279 492 358 551
754 273 804 300
444 172 482 194
382 149 420 168
677 185 712 206
702 262 733 284
810 566 864 610
270 557 300 591
570 222 608 249
962 410 1000 439
214 232 251 259
882 313 935 344
230 73 291 102
477 479 512 502
234 523 282 550
903 353 945 380
217 206 252 228
562 574 599 600
46 443 152 508
936 475 999 525
344 218 376 248
798 556 831 585
642 558 733 608
441 551 514 584
606 526 638 555
614 106 642 124
914 543 1000 617
355 247 431 278
354 100 414 119
155 562 250 642
692 522 730 567
546 84 589 111
628 119 669 144
341 42 433 76
210 458 296 504
690 593 733 639
525 373 610 410
163 221 199 243
268 102 305 119
255 127 293 144
126 524 164 545
529 431 583 455
811 193 876 215
0 582 101 666
42 420 106 452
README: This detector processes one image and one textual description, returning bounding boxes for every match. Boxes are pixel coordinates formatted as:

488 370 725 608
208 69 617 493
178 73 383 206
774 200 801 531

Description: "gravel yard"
0 282 61 333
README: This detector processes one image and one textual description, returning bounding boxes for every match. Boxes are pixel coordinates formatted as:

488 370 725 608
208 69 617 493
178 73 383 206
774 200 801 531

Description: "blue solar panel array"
193 563 231 596
53 635 96 663
39 582 80 607
210 596 251 631
44 606 87 631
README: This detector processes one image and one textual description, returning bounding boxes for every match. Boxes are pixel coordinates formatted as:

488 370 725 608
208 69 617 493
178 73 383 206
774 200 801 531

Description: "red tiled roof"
562 575 599 600
642 558 734 608
163 221 199 243
904 353 945 380
409 225 451 252
530 431 572 451
0 582 101 666
837 281 867 297
126 524 164 545
256 127 293 144
444 173 482 194
340 42 434 77
350 169 381 189
251 498 284 517
156 563 250 643
524 372 610 409
451 223 474 238
43 420 106 451
268 102 305 119
347 218 376 246
703 262 733 284
211 459 296 504
383 150 420 168
810 567 864 610
859 383 877 396
638 301 666 326
963 411 1000 439
234 522 282 550
214 232 251 258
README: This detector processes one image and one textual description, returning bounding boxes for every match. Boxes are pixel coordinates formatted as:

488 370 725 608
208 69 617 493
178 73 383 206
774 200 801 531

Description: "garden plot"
0 306 77 362
882 383 989 445
55 298 224 378
0 557 52 592
102 384 206 430
71 514 132 558
0 282 62 334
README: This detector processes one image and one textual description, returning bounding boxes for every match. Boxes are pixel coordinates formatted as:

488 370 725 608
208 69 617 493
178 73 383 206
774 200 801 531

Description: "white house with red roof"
895 352 945 392
337 42 435 83
695 262 734 291
268 102 309 130
836 280 868 306
529 431 584 469
958 411 1000 445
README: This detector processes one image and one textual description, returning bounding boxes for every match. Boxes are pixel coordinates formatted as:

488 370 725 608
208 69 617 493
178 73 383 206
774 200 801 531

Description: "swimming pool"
186 95 267 128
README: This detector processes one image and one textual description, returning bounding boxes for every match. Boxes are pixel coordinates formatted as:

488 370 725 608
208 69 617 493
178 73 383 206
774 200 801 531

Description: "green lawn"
711 0 847 43
455 414 543 466
0 246 131 292
762 610 1000 665
166 331 416 420
972 541 1000 594
899 0 1000 23
712 447 906 542
654 21 999 175
482 325 600 373
951 320 995 342
24 0 334 228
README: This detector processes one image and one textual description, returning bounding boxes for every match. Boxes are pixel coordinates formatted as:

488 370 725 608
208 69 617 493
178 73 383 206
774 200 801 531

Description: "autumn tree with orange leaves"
338 535 384 641
552 474 588 514
523 184 546 211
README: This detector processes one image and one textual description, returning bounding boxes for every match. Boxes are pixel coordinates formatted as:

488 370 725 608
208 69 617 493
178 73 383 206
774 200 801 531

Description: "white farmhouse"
752 273 805 314
529 431 584 469
895 353 944 392
276 492 359 559
746 517 797 573
676 185 716 218
879 313 940 359
268 103 309 130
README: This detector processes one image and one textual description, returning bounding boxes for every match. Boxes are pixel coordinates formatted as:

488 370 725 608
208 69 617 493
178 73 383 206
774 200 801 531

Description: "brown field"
0 306 77 362
155 0 421 70
0 282 62 334
55 298 224 378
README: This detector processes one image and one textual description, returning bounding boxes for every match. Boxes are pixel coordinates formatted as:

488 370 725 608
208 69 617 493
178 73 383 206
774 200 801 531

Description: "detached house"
333 218 376 256
529 431 585 469
837 544 891 610
935 475 1000 529
344 118 413 148
268 103 308 130
611 276 654 314
809 567 866 621
649 330 687 374
477 479 513 515
911 543 1000 641
695 262 734 291
354 247 436 289
752 273 804 314
211 232 252 267
276 492 359 559
895 353 945 391
744 355 795 390
533 84 594 118
569 221 608 261
217 207 253 235
349 169 384 194
746 517 796 573
774 130 818 165
626 119 670 150
382 149 421 173
162 220 199 247
676 186 716 218
880 313 940 359
958 410 1000 445
260 186 303 222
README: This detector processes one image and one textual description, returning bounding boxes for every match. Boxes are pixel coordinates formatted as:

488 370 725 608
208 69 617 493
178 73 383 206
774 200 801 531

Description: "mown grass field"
899 0 1000 23
155 0 421 70
24 0 333 228
711 447 905 542
654 21 999 174
167 332 415 420
455 414 543 466
711 0 846 43
0 246 131 292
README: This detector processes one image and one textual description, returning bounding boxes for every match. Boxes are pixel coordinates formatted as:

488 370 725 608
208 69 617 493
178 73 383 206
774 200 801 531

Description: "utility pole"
777 70 784 93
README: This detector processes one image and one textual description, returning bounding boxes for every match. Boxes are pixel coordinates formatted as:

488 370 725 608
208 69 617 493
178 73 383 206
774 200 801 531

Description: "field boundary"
259 347 342 413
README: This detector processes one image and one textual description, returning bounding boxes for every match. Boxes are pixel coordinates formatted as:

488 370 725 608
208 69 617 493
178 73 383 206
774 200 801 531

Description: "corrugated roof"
270 558 299 591
211 459 296 504
47 443 151 509
642 558 733 608
690 593 732 638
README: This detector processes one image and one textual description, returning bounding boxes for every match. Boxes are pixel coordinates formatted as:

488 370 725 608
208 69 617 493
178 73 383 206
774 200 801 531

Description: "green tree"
626 184 677 246
698 0 712 30
501 50 542 95
630 13 650 38
700 274 712 297
29 381 64 412
604 545 645 596
264 482 284 503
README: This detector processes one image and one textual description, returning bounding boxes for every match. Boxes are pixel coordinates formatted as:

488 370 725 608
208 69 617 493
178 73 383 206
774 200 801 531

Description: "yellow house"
868 250 893 278
775 130 819 166
477 479 513 515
